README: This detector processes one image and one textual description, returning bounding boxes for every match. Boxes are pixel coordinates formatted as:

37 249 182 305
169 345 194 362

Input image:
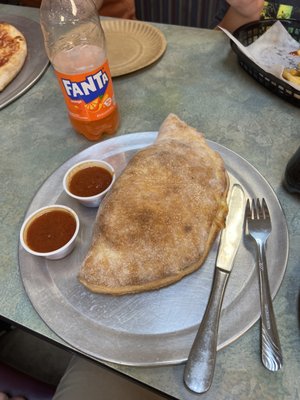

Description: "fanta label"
55 61 116 121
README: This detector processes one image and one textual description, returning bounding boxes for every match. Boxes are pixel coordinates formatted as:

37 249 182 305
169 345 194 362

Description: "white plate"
18 133 289 366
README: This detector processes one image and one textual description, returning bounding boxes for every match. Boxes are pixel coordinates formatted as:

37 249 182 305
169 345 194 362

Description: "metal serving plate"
0 15 49 110
18 133 289 366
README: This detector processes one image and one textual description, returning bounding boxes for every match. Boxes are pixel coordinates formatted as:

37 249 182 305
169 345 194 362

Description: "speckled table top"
0 5 299 400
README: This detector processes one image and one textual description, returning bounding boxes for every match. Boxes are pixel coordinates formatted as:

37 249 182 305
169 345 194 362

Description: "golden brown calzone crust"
79 114 229 295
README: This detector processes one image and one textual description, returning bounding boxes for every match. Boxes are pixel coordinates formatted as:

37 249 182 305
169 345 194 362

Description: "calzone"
79 114 229 295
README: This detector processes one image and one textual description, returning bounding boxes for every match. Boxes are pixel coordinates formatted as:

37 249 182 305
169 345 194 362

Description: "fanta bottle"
40 0 119 141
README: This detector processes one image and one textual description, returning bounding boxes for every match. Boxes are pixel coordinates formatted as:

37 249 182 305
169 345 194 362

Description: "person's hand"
218 0 264 32
226 0 264 19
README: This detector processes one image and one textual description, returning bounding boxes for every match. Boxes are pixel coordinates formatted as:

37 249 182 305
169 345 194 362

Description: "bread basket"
231 19 300 106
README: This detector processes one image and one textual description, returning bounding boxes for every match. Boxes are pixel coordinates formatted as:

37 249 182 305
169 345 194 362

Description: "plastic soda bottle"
40 0 119 141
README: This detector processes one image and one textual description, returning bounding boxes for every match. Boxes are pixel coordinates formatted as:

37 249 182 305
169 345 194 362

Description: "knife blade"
184 183 245 394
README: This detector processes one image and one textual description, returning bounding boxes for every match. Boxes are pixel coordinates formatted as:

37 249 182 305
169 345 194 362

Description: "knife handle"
184 268 229 393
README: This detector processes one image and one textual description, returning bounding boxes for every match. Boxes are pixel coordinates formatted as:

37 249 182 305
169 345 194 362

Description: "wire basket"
231 19 300 107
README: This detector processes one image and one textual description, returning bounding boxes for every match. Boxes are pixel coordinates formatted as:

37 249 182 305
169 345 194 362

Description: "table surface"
1 5 299 400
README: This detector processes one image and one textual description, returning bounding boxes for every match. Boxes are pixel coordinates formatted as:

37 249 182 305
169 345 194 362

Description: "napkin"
220 21 300 91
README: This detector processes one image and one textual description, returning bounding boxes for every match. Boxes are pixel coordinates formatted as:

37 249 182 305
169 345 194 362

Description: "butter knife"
184 183 245 393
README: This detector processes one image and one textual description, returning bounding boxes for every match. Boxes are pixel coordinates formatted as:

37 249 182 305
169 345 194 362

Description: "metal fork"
245 198 283 371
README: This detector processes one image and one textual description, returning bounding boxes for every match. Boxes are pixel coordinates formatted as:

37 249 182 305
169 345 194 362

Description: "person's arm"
218 0 264 32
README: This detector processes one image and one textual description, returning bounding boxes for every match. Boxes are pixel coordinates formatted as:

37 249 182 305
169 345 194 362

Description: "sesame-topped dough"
79 114 229 295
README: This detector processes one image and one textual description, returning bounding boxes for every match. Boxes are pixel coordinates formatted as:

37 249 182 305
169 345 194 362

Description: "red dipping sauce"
25 209 77 253
68 166 113 197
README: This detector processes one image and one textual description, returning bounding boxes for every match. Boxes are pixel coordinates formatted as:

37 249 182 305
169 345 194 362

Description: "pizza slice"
0 22 27 91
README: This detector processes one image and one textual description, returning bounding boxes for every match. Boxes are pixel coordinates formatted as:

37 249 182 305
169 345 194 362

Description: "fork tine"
251 199 257 219
262 198 270 219
257 199 264 219
245 199 251 219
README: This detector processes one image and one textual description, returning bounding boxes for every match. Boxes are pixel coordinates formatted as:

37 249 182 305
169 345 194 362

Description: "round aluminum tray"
19 132 289 366
0 15 49 110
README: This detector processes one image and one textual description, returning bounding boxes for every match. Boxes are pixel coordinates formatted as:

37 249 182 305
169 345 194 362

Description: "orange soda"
40 0 119 141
